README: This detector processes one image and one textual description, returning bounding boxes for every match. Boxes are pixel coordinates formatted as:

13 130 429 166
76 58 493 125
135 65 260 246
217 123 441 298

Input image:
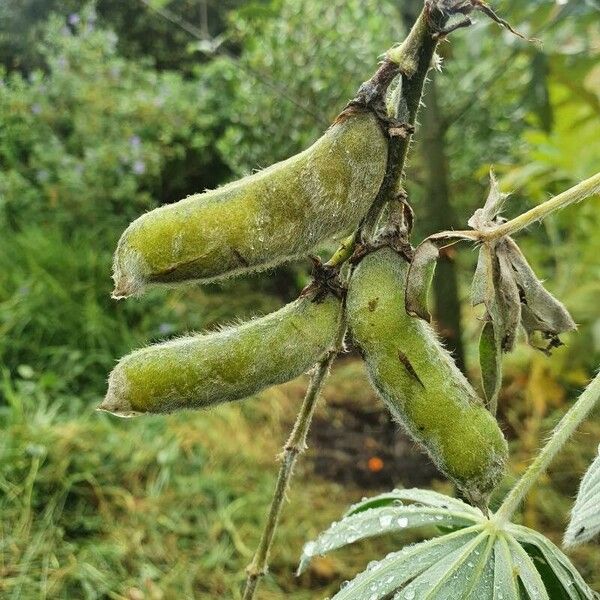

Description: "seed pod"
347 247 507 503
113 110 387 298
99 292 341 417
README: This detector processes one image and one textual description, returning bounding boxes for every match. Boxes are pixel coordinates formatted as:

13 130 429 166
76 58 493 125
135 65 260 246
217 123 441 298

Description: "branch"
242 317 346 599
361 6 447 237
137 0 328 125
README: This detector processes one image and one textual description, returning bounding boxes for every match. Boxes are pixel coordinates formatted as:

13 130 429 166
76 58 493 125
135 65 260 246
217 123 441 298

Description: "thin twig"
242 320 346 599
443 3 567 131
137 0 328 125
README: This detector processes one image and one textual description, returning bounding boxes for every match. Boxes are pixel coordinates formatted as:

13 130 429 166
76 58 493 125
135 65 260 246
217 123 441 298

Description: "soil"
302 358 441 490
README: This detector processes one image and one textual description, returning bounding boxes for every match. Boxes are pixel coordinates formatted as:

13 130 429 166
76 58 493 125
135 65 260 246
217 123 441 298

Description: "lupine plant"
100 1 600 597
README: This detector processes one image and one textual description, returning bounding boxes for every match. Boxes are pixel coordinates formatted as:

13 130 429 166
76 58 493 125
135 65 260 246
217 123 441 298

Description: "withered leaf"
504 237 576 349
494 240 522 352
471 244 494 308
406 231 477 322
468 170 510 231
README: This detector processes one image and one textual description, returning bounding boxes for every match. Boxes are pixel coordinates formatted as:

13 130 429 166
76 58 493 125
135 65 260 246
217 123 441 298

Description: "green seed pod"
113 111 387 298
347 248 507 503
99 292 341 417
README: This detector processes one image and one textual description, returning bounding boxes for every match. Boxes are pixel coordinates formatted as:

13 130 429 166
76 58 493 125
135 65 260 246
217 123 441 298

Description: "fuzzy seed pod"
347 248 507 503
113 111 387 298
99 292 342 417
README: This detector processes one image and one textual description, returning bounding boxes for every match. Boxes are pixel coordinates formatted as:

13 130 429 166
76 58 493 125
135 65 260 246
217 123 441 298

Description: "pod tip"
112 243 147 299
99 370 139 418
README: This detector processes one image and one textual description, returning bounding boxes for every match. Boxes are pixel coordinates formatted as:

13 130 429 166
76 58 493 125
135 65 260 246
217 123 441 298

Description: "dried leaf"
468 170 510 231
405 239 439 321
504 237 576 349
494 241 522 352
406 231 477 321
471 244 494 307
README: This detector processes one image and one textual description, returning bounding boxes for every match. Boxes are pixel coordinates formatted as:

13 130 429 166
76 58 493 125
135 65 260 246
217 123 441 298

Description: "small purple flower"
132 160 146 175
36 170 49 183
68 13 80 26
31 103 41 115
158 323 175 335
129 135 141 149
57 56 69 70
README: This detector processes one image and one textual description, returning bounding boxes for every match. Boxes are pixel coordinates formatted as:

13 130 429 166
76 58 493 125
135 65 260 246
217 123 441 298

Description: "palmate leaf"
564 445 600 548
299 489 597 599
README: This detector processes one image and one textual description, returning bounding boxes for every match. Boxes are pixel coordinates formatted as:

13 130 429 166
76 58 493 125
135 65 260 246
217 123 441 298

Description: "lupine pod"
347 248 507 503
113 110 387 298
100 292 342 417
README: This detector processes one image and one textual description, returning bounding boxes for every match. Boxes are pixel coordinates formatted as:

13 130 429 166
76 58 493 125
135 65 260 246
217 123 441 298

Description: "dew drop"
379 514 393 528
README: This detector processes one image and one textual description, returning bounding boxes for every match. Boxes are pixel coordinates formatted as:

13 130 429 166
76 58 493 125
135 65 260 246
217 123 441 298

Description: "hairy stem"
481 171 600 242
361 6 447 237
325 232 357 268
242 318 346 599
494 371 600 527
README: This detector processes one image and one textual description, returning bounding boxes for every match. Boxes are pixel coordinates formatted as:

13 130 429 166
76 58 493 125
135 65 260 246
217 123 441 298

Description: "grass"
1 357 599 599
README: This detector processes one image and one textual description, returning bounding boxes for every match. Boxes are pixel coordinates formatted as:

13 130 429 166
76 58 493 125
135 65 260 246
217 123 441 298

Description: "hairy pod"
347 248 507 503
113 111 387 298
99 292 342 417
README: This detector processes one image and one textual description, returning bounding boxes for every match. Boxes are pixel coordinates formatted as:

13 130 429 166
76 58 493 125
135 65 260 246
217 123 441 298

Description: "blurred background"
0 0 599 598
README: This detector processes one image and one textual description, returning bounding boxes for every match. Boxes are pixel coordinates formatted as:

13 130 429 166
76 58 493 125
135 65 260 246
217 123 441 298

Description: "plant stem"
481 171 600 242
494 371 600 527
325 232 357 268
361 6 447 238
242 319 346 599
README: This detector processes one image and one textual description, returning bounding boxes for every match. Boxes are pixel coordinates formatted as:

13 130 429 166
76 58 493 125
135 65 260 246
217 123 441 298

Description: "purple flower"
129 135 141 149
132 160 146 175
158 323 175 335
31 103 41 115
68 13 80 26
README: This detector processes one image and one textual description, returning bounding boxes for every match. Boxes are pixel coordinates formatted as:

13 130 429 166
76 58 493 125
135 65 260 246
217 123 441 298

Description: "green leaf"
564 445 600 548
344 488 483 519
297 504 481 575
492 536 520 600
303 489 596 599
391 532 489 599
507 524 595 599
507 535 551 600
331 527 482 600
479 320 502 410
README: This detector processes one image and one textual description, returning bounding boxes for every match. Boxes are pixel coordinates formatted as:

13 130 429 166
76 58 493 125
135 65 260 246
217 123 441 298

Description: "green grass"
1 359 599 599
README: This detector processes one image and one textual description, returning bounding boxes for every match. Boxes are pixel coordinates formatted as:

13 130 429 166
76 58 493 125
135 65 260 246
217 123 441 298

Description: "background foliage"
0 0 598 598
